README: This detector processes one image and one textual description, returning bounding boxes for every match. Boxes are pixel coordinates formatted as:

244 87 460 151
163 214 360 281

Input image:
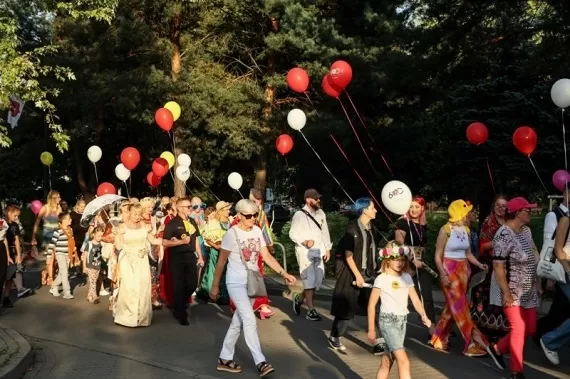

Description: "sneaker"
306 309 321 321
292 292 302 316
328 337 347 353
510 373 526 379
62 293 74 300
49 288 60 297
539 338 560 365
486 344 505 370
372 344 385 356
17 288 31 298
99 288 110 296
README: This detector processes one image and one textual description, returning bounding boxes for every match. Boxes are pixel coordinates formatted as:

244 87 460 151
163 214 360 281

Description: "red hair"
402 195 427 225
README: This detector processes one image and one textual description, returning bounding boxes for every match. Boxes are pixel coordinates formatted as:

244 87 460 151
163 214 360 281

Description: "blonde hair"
74 199 86 212
46 191 60 213
379 240 411 272
127 203 143 214
139 197 154 210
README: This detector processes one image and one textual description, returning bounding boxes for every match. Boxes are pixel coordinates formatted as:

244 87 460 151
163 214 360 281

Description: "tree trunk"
253 17 279 194
171 14 185 198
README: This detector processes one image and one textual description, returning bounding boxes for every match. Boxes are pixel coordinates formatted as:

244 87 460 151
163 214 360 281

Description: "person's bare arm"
31 206 46 243
394 229 406 245
434 228 449 285
367 288 381 343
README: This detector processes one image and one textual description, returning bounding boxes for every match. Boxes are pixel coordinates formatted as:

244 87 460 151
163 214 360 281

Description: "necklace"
408 218 424 246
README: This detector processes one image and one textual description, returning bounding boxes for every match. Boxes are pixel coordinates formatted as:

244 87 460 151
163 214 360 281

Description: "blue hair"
354 197 373 216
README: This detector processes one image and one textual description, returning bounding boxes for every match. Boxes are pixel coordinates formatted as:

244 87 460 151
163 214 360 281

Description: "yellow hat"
448 200 473 223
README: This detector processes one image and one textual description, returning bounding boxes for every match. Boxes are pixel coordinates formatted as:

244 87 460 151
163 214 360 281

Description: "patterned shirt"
490 225 538 309
48 228 70 256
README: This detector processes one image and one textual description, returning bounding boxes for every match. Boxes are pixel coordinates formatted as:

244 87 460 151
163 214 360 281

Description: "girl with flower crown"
367 241 431 379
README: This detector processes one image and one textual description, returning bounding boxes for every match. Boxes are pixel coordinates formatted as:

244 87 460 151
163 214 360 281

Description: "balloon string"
528 156 549 193
123 180 130 198
486 157 496 193
337 98 378 175
303 92 318 115
344 90 393 176
190 169 220 201
237 190 244 199
93 163 99 185
563 109 567 171
48 166 52 190
128 176 132 198
330 134 395 226
299 131 354 203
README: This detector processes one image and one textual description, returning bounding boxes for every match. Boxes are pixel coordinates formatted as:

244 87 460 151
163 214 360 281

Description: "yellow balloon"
160 151 175 168
164 101 181 121
40 151 53 166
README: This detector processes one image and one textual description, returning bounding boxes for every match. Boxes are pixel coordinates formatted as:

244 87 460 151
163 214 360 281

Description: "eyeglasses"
241 213 259 220
519 209 531 215
192 204 206 210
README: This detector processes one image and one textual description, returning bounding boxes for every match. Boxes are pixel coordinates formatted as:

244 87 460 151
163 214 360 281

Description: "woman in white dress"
113 203 162 327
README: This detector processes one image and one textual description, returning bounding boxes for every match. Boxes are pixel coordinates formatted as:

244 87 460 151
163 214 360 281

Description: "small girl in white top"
367 241 431 379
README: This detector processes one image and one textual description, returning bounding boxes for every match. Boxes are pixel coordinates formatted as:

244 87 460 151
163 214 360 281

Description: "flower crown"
378 244 413 261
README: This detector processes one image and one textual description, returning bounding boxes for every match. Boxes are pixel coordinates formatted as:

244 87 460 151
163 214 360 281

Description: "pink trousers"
496 306 537 373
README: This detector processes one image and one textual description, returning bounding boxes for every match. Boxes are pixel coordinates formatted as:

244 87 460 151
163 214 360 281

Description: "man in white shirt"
289 189 332 321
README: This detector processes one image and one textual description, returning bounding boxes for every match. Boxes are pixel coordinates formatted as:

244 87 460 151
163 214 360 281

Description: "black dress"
330 220 379 320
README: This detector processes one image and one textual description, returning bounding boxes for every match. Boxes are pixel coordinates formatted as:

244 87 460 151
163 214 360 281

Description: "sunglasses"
241 213 259 220
192 204 207 210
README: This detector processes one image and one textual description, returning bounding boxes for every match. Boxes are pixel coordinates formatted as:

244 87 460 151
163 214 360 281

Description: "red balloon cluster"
329 60 352 89
322 75 342 98
513 126 538 156
121 147 140 171
276 134 294 155
286 68 309 93
466 122 489 145
152 157 169 177
155 108 174 132
147 172 161 187
97 182 116 196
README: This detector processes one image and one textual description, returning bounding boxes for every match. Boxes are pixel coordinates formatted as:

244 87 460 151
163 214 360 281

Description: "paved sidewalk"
0 323 32 379
0 270 567 379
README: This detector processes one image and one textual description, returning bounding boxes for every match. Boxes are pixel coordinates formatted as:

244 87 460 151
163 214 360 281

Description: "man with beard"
289 189 332 321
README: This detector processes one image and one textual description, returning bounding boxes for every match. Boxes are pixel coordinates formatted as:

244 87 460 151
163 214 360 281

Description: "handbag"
232 228 267 298
537 219 569 283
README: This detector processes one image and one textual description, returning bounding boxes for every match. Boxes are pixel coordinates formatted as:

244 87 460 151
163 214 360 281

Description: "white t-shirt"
221 225 267 285
373 272 415 315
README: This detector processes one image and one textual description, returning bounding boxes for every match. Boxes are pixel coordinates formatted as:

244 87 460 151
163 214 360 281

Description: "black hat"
304 189 322 200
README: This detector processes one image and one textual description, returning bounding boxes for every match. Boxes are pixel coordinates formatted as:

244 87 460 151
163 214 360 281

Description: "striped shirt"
48 228 70 256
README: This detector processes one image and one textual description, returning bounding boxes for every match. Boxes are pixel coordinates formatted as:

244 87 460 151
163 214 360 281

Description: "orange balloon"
155 108 174 131
120 147 140 171
276 134 294 155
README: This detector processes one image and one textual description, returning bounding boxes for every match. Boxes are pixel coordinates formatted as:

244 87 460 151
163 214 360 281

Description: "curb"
0 324 33 379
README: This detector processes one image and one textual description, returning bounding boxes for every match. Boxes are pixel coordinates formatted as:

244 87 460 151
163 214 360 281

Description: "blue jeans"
542 318 570 350
378 313 407 353
544 277 570 350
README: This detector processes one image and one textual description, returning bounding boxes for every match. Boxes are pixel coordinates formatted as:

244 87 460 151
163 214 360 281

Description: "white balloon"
87 145 102 163
177 153 191 167
115 163 130 182
287 108 307 131
381 180 412 215
227 172 243 190
175 165 190 182
551 79 570 108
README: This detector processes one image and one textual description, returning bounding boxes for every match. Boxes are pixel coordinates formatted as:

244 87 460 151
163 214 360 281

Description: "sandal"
257 362 275 377
216 358 242 373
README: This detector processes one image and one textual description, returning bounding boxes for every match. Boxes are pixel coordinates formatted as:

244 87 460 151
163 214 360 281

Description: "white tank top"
443 226 470 259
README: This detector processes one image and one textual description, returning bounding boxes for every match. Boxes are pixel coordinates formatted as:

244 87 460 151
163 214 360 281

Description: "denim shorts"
378 313 407 353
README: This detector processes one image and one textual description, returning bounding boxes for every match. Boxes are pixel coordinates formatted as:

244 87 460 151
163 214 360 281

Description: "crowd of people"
0 186 568 378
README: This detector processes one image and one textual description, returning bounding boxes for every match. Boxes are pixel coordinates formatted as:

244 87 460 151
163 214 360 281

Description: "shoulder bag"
537 213 568 283
232 228 267 298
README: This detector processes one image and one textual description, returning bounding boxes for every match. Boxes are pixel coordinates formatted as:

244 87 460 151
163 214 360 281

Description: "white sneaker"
49 288 60 297
540 338 560 365
99 288 110 296
62 293 74 300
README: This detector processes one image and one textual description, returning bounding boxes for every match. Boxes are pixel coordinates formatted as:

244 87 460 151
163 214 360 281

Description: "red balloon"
276 134 294 155
513 126 538 156
322 75 342 98
466 122 489 145
155 108 174 131
152 157 169 177
146 172 161 187
329 60 353 89
97 182 116 196
286 68 309 93
120 147 140 171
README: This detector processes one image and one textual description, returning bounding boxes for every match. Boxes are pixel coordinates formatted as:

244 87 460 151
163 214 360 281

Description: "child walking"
83 227 104 304
367 241 432 379
48 213 75 299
